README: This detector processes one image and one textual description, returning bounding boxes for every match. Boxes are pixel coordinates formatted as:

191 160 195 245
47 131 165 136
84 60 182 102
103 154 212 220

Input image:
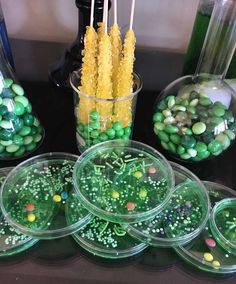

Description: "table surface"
0 80 236 284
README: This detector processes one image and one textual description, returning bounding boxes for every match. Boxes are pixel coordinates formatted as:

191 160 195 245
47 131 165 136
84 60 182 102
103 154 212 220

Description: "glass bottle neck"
75 0 111 45
195 0 236 80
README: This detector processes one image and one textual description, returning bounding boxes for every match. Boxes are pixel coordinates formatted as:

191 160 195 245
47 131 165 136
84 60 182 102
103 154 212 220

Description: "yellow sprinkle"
212 260 221 268
204 252 213 262
112 191 119 199
53 195 61 202
134 171 142 178
27 213 36 222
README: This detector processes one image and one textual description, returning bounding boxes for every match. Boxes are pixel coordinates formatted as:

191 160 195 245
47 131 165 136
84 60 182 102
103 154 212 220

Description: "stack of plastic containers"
0 140 236 274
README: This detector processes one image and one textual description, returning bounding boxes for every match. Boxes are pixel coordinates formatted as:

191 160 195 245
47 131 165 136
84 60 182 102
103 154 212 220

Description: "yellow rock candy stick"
109 23 122 97
97 22 105 40
78 26 98 124
114 29 136 127
96 33 113 130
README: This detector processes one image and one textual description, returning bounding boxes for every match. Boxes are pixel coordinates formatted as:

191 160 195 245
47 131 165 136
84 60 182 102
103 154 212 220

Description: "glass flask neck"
198 0 215 16
75 0 108 46
0 39 15 83
195 0 236 80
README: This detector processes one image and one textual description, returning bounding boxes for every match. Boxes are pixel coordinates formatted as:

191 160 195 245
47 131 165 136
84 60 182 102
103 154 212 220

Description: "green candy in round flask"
0 41 44 159
153 0 236 162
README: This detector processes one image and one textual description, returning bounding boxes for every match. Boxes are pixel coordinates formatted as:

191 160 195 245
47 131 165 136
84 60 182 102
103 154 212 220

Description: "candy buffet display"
0 42 44 160
70 0 141 152
175 182 236 274
73 216 148 259
153 0 236 162
0 167 38 256
126 162 210 247
73 140 174 223
0 153 92 239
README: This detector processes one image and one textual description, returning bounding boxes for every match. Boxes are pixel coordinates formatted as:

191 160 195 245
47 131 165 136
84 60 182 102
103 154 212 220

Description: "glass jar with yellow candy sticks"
70 70 142 153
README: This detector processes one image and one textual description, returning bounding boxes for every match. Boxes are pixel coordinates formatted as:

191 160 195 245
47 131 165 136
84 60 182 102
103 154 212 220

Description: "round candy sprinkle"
61 191 68 200
139 189 147 198
26 203 35 212
134 171 142 178
204 252 214 262
27 213 36 222
148 167 157 174
112 191 119 199
212 260 221 268
205 238 216 248
53 195 61 202
126 202 135 211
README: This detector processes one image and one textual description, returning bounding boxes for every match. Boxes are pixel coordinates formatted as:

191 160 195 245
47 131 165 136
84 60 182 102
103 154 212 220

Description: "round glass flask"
0 41 44 159
153 0 236 162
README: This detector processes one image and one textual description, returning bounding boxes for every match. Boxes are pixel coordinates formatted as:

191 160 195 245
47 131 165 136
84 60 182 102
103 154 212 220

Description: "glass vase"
0 41 44 160
70 70 142 152
153 0 236 162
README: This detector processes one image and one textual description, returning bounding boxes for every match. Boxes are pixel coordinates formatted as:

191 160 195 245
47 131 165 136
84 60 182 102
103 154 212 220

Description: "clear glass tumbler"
70 70 142 152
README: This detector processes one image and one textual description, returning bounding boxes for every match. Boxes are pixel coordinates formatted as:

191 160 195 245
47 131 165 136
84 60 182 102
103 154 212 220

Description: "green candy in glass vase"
153 0 236 162
0 41 44 159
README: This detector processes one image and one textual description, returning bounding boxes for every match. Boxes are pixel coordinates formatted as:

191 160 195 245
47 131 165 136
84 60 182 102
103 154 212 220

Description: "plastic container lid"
73 140 175 223
73 215 148 259
0 167 38 256
126 162 210 247
210 198 236 256
0 153 92 239
175 181 236 274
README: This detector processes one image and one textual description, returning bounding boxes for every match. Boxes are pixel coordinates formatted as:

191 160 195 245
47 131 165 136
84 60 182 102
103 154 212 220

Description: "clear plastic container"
126 162 210 247
0 153 92 239
73 215 148 259
210 198 236 255
175 181 236 274
0 167 38 256
70 70 142 152
73 140 175 223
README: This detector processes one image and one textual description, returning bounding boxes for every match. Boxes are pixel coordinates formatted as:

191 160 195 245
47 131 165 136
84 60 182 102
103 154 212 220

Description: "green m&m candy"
13 101 25 115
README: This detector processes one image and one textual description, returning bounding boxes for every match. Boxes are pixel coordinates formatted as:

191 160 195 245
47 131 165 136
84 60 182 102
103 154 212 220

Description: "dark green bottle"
182 0 236 79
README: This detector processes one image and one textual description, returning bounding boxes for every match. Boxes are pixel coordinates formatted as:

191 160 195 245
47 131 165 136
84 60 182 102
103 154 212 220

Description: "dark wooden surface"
0 79 235 283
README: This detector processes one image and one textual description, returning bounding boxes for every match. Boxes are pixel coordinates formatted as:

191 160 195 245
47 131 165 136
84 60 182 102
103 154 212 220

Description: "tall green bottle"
182 0 236 79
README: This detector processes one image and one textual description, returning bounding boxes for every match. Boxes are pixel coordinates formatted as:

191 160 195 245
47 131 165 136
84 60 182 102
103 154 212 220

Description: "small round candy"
14 95 29 108
53 195 61 202
90 121 100 130
90 111 99 121
148 167 157 174
23 113 34 126
61 191 68 200
26 203 35 212
126 202 135 211
106 128 116 138
112 191 119 199
27 213 36 222
116 129 124 137
192 122 206 135
205 238 216 248
99 133 108 141
212 260 221 268
12 83 24 96
203 252 214 262
124 127 131 136
113 122 122 131
139 189 147 198
134 171 142 178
